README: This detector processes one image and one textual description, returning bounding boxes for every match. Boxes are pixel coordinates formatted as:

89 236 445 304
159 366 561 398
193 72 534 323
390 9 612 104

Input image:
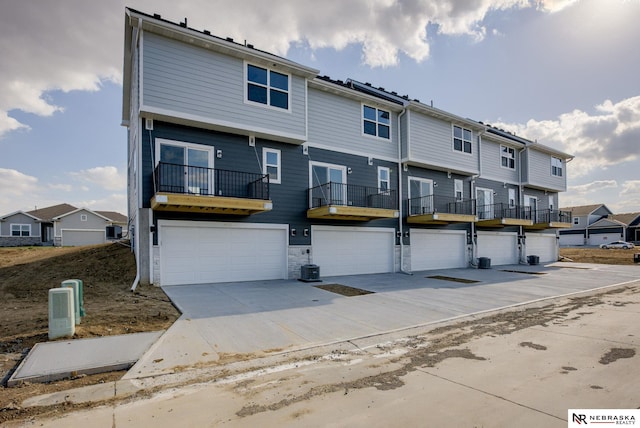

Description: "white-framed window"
363 104 390 139
378 167 390 191
453 125 472 154
508 188 516 208
408 177 433 215
155 138 215 195
309 161 347 206
476 188 494 219
246 63 290 110
573 217 579 225
263 148 281 184
80 214 88 222
454 179 463 200
501 145 515 169
11 224 31 237
551 157 563 177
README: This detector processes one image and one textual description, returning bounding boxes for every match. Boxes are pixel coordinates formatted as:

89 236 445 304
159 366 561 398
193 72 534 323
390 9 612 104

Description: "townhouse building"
122 8 573 286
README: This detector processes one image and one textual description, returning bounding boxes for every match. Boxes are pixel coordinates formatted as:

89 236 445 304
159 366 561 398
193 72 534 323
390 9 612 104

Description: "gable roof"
589 217 626 229
95 211 128 223
0 210 42 222
610 212 640 226
27 203 77 222
52 207 111 221
560 204 612 217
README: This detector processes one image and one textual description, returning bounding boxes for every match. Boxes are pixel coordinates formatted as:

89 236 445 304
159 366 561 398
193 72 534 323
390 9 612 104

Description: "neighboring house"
122 8 573 286
610 212 640 244
0 211 43 246
0 203 128 247
559 204 612 246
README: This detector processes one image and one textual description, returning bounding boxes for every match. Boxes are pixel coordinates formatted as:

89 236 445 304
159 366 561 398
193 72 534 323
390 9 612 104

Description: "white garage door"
61 229 106 246
476 231 518 266
526 233 557 262
588 233 623 246
312 226 395 276
159 221 288 286
559 233 584 246
410 229 467 271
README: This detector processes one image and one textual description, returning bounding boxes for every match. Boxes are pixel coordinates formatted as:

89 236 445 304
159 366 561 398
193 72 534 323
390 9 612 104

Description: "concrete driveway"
125 262 639 380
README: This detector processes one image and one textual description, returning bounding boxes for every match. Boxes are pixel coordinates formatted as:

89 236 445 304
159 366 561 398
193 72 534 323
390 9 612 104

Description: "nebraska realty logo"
569 409 638 426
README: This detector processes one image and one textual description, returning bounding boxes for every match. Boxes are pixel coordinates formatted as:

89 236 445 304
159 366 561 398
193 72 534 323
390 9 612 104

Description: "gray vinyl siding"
144 122 398 247
56 211 107 235
408 111 479 174
307 88 398 159
522 188 551 209
480 139 519 183
142 33 307 140
0 213 40 237
474 178 520 207
524 149 566 191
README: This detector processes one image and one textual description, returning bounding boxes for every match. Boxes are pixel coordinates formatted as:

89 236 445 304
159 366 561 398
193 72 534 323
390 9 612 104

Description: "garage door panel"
411 229 467 271
477 232 518 266
526 233 557 262
560 234 584 246
61 230 106 247
312 226 394 276
160 222 287 286
588 233 623 246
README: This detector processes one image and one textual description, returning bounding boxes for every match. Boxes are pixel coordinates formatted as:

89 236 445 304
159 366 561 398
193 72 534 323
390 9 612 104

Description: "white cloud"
73 193 127 215
0 0 556 138
570 180 618 194
0 168 38 197
70 166 126 191
491 96 640 178
536 0 580 13
48 183 73 192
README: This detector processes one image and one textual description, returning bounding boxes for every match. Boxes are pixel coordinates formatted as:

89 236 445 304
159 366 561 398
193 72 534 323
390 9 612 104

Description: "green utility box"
61 279 84 325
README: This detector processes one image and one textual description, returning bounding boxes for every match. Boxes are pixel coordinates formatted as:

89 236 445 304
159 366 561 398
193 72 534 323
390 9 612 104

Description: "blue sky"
1 0 639 216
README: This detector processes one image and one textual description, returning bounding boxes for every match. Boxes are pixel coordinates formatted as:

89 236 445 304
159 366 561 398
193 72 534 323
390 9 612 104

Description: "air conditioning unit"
49 288 75 340
62 279 85 321
299 264 321 282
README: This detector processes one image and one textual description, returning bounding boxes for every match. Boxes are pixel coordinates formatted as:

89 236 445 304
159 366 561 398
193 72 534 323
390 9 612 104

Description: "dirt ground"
0 244 636 423
0 242 180 423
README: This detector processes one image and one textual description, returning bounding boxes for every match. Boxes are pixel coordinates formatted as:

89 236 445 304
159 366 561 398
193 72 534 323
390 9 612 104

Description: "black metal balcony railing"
154 162 270 200
309 182 397 209
534 209 572 224
477 203 531 221
408 195 476 216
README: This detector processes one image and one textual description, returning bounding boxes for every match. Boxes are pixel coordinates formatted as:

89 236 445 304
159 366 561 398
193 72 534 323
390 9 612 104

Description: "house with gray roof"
0 204 127 247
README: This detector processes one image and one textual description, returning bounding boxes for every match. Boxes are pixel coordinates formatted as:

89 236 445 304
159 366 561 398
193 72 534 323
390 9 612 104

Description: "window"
501 145 515 169
377 167 390 191
310 162 346 206
156 139 214 195
551 157 563 177
408 177 433 215
363 105 390 139
453 125 472 154
246 64 289 110
573 217 579 225
454 179 463 200
11 224 31 237
80 214 88 222
508 188 516 208
548 195 554 211
263 148 281 184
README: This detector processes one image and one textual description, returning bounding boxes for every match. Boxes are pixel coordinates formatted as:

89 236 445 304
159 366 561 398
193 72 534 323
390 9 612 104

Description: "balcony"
526 209 572 230
151 162 273 215
476 203 533 227
407 195 477 224
307 182 399 221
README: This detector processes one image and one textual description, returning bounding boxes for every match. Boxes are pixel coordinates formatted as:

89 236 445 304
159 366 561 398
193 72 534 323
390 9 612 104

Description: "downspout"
397 107 412 275
131 17 142 293
470 129 486 268
518 146 527 264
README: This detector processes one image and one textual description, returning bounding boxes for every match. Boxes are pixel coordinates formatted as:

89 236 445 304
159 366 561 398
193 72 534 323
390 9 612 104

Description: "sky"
0 0 639 217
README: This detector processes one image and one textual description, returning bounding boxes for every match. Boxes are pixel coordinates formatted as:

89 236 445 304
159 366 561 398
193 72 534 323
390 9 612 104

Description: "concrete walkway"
125 262 639 380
